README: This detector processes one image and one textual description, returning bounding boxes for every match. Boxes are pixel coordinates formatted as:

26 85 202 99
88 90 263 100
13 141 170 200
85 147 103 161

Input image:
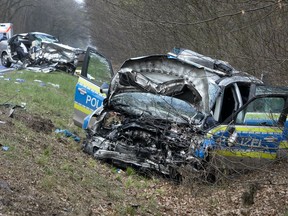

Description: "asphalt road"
0 65 14 74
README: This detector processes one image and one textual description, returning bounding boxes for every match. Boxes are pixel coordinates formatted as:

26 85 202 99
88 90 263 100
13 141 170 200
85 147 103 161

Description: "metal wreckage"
74 48 288 179
0 32 84 73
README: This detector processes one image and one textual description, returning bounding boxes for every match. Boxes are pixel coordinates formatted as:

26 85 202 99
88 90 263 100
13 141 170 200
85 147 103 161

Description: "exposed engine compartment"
83 111 204 175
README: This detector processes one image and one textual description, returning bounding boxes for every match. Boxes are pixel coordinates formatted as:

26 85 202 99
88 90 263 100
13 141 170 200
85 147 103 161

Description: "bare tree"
0 0 89 48
0 0 287 84
84 0 288 84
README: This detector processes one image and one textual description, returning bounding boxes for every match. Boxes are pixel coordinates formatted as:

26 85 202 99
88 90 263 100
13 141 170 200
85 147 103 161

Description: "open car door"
73 47 113 128
201 95 288 168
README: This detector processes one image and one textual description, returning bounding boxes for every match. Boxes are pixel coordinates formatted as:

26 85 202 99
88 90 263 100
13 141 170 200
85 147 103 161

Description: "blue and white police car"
74 47 287 176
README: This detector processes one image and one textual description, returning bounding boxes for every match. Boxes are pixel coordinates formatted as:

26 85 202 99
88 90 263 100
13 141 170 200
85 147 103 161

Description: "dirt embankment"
0 107 287 215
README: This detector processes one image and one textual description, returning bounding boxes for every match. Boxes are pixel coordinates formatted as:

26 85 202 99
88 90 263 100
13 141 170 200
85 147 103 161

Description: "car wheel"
1 52 12 67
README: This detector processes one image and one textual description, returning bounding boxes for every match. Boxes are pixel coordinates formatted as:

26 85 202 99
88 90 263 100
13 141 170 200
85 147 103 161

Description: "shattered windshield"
110 92 205 124
34 34 59 43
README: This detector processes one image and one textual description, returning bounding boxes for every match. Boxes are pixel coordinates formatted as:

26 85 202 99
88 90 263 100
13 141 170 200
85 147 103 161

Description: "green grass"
0 70 78 128
0 69 164 215
1 69 286 215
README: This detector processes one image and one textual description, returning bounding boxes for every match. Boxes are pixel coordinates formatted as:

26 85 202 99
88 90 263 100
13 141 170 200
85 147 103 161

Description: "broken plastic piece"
34 79 46 86
55 129 80 142
48 82 60 88
2 146 9 151
15 78 25 83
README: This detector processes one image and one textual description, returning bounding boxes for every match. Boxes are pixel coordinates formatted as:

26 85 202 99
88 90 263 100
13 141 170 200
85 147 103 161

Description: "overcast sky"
75 0 84 4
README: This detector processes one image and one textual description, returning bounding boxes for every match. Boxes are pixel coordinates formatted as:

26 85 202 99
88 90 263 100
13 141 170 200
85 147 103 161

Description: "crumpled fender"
82 106 104 129
194 139 215 159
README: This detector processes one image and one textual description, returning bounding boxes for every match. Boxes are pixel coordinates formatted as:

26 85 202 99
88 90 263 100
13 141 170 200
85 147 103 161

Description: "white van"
0 23 13 41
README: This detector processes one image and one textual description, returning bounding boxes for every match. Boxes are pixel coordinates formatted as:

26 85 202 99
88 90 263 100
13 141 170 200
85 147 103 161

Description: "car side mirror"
100 82 109 94
226 123 237 146
226 123 235 134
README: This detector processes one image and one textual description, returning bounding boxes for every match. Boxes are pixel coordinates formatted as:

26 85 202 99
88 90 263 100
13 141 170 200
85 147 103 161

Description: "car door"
73 47 113 128
204 95 287 165
230 96 286 159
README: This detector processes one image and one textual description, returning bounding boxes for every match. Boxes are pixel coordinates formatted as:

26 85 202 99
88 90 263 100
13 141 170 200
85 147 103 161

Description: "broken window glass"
236 97 285 126
110 92 205 124
87 51 111 86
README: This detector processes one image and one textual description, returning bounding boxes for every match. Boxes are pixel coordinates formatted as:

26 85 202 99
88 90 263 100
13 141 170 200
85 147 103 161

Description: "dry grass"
0 70 287 215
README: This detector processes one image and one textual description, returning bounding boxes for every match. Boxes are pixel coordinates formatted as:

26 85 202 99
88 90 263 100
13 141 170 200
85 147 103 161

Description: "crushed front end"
81 54 225 176
83 93 205 175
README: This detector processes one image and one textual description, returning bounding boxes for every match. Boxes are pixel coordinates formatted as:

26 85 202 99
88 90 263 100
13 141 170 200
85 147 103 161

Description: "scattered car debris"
34 79 46 87
26 65 57 73
2 146 9 151
55 129 80 142
15 78 25 83
47 82 60 88
116 168 123 174
0 32 85 73
74 47 288 179
0 103 26 118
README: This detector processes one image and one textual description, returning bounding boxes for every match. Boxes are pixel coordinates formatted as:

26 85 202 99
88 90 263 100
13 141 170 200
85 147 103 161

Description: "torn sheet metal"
0 103 26 118
0 32 85 73
79 48 276 179
26 65 57 73
82 54 222 176
27 41 84 73
83 110 204 176
111 55 219 114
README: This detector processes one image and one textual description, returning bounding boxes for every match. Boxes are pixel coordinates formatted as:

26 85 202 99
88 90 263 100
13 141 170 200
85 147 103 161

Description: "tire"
1 52 12 67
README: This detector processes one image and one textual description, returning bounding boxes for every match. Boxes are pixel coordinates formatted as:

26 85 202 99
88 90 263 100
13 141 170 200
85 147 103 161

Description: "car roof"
119 51 262 92
168 48 263 86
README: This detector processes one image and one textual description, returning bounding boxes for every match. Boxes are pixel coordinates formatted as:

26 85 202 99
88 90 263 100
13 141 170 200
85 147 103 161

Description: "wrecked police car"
74 47 287 178
0 32 84 73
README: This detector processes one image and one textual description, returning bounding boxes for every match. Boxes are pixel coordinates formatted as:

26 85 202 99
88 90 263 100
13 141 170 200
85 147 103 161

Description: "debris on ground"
0 103 54 134
2 146 9 151
55 129 80 142
0 103 26 118
15 78 25 83
47 82 60 88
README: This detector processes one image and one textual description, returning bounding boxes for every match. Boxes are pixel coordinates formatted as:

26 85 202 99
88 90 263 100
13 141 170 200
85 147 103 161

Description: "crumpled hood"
109 55 221 114
41 41 83 63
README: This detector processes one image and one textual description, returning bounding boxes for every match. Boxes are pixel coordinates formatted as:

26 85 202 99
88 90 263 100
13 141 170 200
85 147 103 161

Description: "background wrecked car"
72 47 287 180
0 32 84 73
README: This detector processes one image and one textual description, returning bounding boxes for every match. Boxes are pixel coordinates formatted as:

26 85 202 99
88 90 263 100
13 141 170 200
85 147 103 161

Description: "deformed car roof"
168 48 262 87
8 32 59 43
114 49 262 115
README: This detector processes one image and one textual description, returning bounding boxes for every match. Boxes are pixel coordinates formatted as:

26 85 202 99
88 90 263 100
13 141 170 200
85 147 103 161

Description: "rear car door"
73 47 113 128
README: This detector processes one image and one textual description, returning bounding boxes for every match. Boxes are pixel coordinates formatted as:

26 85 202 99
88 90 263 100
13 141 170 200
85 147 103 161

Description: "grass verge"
0 70 287 215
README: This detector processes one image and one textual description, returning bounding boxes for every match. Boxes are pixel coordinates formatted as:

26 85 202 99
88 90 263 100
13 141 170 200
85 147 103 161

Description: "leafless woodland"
0 0 287 85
